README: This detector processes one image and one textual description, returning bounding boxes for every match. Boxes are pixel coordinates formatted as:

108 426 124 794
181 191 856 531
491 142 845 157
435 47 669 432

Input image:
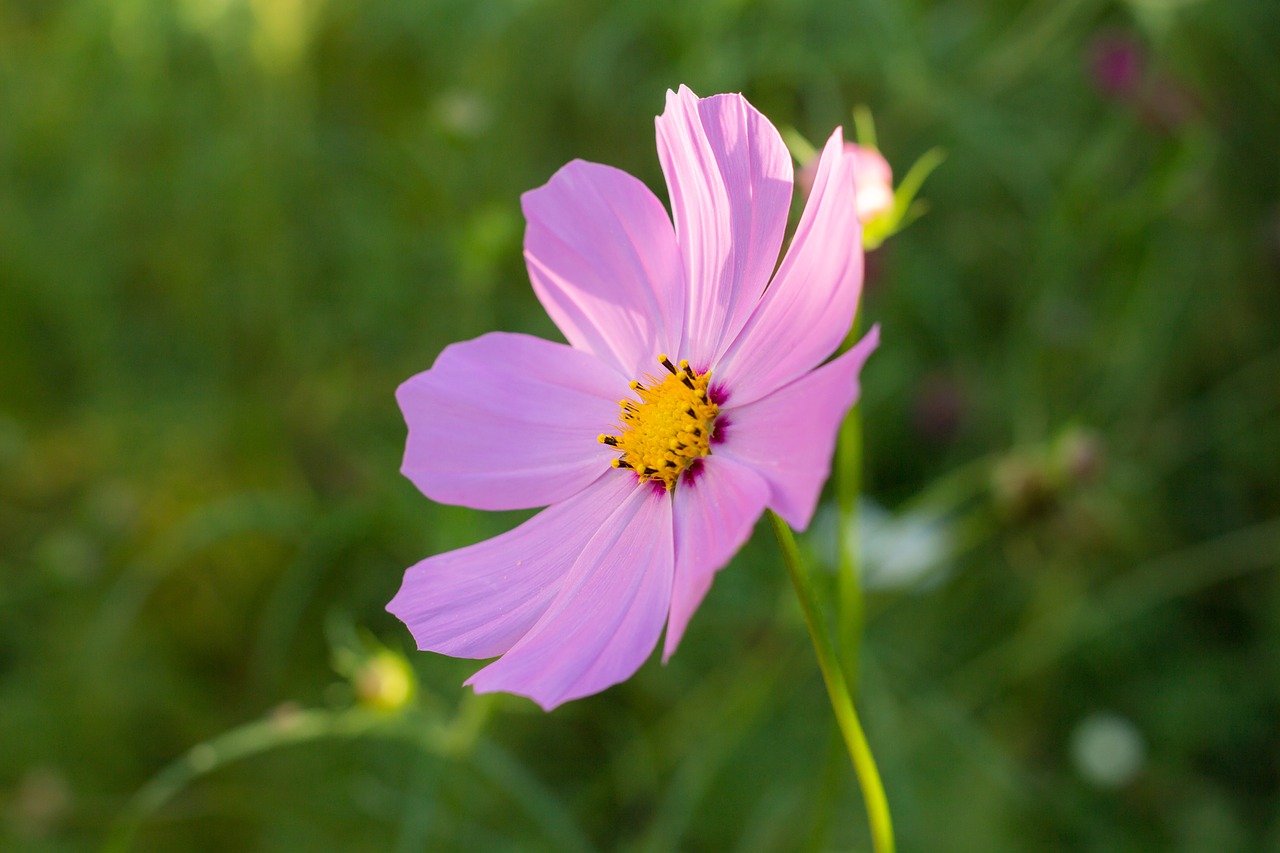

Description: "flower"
1086 30 1199 132
797 143 895 225
799 142 894 225
388 86 878 710
353 649 416 712
846 144 895 223
1088 32 1146 100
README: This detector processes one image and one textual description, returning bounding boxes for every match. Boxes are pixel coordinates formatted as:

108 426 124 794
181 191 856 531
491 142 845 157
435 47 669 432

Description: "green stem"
770 512 895 853
781 127 818 164
834 310 869 691
835 401 865 691
852 105 878 151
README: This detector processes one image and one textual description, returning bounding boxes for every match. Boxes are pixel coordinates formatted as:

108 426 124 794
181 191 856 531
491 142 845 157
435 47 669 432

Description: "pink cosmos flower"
388 85 879 710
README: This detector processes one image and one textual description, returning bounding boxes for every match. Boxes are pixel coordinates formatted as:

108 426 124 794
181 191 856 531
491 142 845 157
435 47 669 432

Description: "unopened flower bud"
992 454 1056 521
785 108 942 251
354 650 416 712
846 143 895 224
1055 428 1105 485
797 142 894 225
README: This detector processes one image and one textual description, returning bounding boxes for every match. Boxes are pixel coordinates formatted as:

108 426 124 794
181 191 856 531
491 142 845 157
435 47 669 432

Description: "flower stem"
835 401 865 691
834 312 866 691
769 511 895 853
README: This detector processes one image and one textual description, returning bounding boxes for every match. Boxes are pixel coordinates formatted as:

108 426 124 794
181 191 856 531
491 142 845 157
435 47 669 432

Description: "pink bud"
846 143 895 223
797 142 894 224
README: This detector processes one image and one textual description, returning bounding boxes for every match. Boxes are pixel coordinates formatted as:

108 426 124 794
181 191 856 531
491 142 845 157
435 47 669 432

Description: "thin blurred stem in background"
101 695 597 853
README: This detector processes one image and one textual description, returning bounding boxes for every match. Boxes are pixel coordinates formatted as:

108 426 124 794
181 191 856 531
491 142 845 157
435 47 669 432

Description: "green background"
2 0 1278 850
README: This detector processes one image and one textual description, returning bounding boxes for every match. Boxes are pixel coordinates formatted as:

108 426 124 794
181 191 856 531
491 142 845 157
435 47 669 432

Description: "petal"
663 455 770 661
387 472 636 660
467 480 674 710
397 332 623 511
656 85 793 367
718 327 879 530
714 128 864 406
522 160 685 379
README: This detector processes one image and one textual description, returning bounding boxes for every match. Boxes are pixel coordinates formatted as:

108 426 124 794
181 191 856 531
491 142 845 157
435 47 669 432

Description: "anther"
603 354 719 490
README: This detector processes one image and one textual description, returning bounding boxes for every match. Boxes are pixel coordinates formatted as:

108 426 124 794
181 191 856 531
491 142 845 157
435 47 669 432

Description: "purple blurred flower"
1088 31 1200 132
911 373 966 444
1088 32 1146 100
388 86 877 709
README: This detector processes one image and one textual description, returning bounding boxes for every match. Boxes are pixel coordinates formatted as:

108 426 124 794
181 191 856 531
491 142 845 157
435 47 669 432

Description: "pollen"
599 355 719 490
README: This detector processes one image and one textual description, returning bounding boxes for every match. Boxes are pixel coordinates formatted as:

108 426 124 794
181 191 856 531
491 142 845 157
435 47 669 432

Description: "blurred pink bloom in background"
1087 30 1199 132
798 142 895 225
1089 32 1146 100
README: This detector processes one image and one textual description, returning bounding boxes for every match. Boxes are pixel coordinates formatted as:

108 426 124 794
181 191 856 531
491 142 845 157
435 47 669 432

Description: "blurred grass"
1 0 1278 850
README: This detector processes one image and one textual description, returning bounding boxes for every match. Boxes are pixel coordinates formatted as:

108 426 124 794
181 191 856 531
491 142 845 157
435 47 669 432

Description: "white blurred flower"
811 500 952 591
1070 711 1146 788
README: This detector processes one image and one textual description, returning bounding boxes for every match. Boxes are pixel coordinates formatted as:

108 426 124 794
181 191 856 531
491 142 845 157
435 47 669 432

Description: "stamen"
601 356 719 491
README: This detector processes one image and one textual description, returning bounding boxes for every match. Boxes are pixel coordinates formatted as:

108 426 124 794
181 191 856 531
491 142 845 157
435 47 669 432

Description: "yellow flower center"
599 355 719 491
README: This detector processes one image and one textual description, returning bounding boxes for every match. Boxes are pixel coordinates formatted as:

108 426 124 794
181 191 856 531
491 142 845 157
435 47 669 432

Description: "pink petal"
663 455 770 661
387 472 636 660
715 129 864 406
656 85 793 368
467 481 674 710
397 332 623 512
522 160 685 379
718 327 880 530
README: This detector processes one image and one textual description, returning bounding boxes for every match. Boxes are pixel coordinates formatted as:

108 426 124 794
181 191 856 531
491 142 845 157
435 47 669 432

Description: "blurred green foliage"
2 0 1278 850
